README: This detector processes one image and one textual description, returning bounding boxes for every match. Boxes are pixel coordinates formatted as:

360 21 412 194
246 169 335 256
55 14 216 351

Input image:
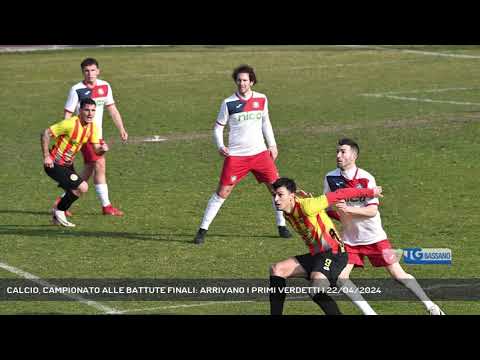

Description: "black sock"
57 191 79 211
312 293 342 315
269 276 286 315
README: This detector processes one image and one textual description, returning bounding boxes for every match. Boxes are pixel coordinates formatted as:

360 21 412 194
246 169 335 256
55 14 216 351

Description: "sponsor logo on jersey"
98 88 104 95
231 175 237 182
253 101 259 108
232 111 262 122
403 248 452 265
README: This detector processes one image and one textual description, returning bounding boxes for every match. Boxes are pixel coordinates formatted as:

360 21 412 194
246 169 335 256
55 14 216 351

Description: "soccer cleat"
428 304 446 315
53 197 73 217
52 210 76 227
102 205 124 216
278 226 292 238
193 228 208 245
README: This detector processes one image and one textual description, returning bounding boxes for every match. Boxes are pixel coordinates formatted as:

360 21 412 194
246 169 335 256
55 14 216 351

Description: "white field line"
334 45 480 59
117 300 256 314
362 93 480 106
0 262 121 314
363 87 480 96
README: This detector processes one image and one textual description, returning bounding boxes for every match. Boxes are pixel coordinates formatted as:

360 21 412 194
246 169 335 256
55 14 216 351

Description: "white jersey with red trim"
215 91 276 156
323 167 387 246
64 79 115 139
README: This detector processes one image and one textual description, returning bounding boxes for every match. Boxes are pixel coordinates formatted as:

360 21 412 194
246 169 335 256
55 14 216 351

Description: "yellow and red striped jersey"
285 187 375 255
48 116 99 166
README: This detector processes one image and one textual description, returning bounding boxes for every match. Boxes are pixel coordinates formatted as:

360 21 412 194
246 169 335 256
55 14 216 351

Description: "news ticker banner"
0 279 478 301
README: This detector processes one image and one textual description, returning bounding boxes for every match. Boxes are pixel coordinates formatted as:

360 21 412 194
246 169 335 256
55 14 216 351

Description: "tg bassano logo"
403 248 452 265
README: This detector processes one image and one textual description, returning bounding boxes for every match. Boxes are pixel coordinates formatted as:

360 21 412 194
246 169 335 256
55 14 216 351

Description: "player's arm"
90 123 109 155
336 201 378 217
40 128 55 168
214 101 229 157
323 176 341 221
106 104 128 141
326 186 382 206
92 142 109 155
301 187 381 215
335 175 380 218
64 86 78 119
261 98 278 160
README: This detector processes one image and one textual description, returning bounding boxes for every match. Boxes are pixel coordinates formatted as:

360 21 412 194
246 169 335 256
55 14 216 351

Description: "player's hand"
335 200 351 214
296 189 313 198
101 142 109 153
44 156 54 168
219 146 229 157
120 129 128 142
373 186 383 198
269 146 278 161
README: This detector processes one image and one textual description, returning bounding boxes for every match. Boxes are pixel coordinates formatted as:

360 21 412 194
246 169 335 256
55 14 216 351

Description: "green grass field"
0 45 478 314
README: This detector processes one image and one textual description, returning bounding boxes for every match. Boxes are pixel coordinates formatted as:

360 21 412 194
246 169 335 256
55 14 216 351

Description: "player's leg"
337 263 377 315
386 262 445 315
252 151 291 238
194 156 249 244
92 155 124 216
46 165 86 227
308 252 349 315
269 257 307 315
193 183 235 244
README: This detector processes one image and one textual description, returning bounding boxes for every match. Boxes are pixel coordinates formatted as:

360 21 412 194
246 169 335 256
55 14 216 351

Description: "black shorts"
44 163 83 191
295 251 348 287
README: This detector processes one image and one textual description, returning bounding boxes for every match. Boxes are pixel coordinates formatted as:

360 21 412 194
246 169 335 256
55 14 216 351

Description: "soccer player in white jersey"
193 64 291 244
53 58 128 216
323 138 445 315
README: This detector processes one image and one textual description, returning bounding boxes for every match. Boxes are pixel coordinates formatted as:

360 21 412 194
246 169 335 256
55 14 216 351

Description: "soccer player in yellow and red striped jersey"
269 177 382 315
41 98 109 227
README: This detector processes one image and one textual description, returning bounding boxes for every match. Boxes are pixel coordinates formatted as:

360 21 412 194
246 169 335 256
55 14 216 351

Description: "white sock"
199 193 226 230
397 276 434 310
95 184 111 207
272 197 286 226
339 279 377 315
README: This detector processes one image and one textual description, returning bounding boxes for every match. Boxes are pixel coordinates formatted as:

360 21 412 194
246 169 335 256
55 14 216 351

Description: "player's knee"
77 181 89 194
217 187 232 199
270 263 286 277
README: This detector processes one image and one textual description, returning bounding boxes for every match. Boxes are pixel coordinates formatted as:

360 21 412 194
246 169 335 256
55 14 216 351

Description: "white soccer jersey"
214 91 276 156
323 167 387 246
64 79 115 139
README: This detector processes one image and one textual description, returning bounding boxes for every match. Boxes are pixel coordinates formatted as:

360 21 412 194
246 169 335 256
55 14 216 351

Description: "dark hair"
338 138 360 156
232 64 257 84
80 98 97 108
81 58 99 69
272 177 297 194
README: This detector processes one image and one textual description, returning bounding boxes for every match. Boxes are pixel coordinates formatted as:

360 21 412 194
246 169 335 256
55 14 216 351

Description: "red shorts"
345 239 394 268
81 141 104 163
219 150 279 186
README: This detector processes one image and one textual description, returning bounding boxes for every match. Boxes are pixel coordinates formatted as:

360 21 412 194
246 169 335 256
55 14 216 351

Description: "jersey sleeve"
64 87 79 114
105 83 115 106
261 97 276 147
49 119 73 138
89 123 100 144
299 196 330 216
326 187 375 205
215 100 228 126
